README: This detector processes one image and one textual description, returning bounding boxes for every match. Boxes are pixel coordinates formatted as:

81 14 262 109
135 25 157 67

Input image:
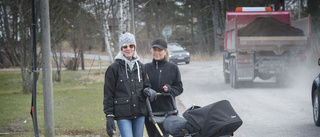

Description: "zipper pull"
156 61 158 69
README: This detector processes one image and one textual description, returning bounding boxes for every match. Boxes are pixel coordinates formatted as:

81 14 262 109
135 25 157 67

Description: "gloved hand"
106 115 115 137
143 88 157 102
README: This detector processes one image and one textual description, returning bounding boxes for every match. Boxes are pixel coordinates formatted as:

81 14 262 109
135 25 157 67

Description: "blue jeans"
117 116 145 137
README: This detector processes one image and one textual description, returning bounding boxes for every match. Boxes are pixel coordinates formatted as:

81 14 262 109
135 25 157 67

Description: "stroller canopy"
182 100 243 137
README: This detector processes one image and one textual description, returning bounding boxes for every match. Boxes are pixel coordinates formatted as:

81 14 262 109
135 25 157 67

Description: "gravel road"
176 60 320 137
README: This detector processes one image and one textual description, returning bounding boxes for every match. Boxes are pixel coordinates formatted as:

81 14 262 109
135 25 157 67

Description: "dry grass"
190 52 223 61
78 50 223 65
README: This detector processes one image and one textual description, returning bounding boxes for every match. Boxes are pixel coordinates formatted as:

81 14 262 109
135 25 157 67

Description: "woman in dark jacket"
145 38 184 137
103 32 156 137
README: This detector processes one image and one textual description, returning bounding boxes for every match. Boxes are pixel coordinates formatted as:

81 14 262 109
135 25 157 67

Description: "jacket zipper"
156 61 158 69
158 70 162 88
156 61 161 89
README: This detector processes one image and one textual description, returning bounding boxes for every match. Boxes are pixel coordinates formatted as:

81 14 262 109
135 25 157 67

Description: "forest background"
1 0 320 93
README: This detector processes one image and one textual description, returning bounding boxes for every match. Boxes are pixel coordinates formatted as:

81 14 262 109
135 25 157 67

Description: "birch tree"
118 0 124 36
104 16 115 63
118 0 131 36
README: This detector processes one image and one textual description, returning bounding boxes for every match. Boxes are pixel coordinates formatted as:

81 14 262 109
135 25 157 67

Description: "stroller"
146 93 243 137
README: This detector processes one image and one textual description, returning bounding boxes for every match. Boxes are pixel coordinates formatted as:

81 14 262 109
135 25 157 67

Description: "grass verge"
0 69 109 137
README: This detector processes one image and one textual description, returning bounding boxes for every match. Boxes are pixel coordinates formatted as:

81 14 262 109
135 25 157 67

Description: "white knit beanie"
119 32 136 50
118 32 137 58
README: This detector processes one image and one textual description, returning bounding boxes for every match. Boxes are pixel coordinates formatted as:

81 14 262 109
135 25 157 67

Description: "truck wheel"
224 73 230 84
230 58 234 87
257 73 273 80
313 90 320 126
223 56 230 84
231 58 240 88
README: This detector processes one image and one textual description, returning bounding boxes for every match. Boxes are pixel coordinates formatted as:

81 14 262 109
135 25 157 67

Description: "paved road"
176 60 320 137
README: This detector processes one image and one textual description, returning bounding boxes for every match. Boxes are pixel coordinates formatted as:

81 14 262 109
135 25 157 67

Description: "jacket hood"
115 52 141 82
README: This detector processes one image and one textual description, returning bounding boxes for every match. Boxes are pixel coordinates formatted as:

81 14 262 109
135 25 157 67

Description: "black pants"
145 115 169 137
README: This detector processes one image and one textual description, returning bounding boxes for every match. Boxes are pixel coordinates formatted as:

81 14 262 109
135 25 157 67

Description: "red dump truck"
223 7 311 88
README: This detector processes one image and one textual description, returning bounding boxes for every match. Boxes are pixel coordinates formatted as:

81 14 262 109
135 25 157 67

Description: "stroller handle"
145 92 178 120
147 92 177 112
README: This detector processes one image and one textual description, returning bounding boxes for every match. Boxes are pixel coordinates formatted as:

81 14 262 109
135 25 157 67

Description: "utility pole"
30 0 39 136
40 0 55 136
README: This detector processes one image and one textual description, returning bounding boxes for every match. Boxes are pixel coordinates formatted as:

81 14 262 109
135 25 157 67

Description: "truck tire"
224 73 230 84
223 56 230 84
231 58 240 88
257 73 273 80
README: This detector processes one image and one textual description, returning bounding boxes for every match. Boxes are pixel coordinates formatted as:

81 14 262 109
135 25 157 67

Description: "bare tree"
0 0 40 93
49 0 71 81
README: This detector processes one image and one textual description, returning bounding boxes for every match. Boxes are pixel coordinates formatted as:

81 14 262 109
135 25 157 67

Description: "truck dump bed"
225 11 311 54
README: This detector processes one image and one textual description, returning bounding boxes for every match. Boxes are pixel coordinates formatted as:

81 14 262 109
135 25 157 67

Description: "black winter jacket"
145 58 183 112
103 59 150 120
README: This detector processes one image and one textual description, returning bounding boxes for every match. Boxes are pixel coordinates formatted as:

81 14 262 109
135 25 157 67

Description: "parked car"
312 58 320 126
167 43 190 64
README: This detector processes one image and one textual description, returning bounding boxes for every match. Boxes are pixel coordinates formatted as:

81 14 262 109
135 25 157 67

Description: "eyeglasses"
122 44 135 49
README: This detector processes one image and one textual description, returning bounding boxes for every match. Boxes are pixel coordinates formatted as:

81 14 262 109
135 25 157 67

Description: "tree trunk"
101 27 106 52
155 0 161 36
21 68 32 93
80 27 85 70
195 0 204 54
191 4 195 54
212 0 220 55
52 41 62 82
130 0 135 35
118 0 124 46
125 0 130 32
104 17 114 63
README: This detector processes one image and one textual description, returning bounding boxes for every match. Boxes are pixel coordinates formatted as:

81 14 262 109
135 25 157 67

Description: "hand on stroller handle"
145 92 179 137
146 92 178 112
156 92 171 96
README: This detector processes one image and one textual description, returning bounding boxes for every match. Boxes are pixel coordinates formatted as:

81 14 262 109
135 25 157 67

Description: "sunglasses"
152 47 164 52
122 44 135 49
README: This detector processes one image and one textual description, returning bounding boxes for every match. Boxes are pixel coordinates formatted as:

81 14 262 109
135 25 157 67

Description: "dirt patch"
238 17 304 36
58 129 93 135
0 118 26 133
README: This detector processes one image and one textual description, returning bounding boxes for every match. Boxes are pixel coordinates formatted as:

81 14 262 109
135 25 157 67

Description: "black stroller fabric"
182 100 243 137
163 116 188 136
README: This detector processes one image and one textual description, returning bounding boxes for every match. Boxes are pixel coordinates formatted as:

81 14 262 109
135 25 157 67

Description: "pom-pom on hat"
151 38 167 50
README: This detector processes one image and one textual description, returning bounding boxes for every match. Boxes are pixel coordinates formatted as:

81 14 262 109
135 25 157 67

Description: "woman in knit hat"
103 32 157 137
